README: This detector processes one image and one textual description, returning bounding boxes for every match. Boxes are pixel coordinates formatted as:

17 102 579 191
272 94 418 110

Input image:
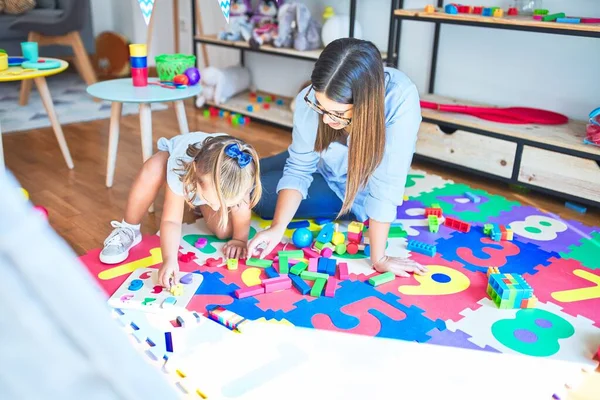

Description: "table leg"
106 102 123 188
174 100 190 134
0 120 4 172
34 77 74 169
139 103 154 212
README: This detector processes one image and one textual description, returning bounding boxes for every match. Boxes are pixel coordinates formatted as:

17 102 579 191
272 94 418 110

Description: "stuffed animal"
273 2 322 51
217 0 253 42
248 0 280 49
195 65 252 108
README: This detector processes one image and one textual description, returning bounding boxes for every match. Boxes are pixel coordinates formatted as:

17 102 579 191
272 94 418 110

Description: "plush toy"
273 2 322 51
195 65 252 108
248 0 280 49
217 0 253 42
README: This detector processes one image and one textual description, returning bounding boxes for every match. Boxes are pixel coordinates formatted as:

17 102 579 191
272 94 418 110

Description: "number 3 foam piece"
108 268 203 313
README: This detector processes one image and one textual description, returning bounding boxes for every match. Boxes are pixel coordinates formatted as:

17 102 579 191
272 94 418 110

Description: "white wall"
92 0 600 120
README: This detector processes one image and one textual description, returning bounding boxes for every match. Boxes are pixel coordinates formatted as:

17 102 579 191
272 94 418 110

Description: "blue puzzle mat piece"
434 229 558 275
195 271 239 296
278 280 445 342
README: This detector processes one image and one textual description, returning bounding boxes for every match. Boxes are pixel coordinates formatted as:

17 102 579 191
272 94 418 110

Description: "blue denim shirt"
276 67 422 223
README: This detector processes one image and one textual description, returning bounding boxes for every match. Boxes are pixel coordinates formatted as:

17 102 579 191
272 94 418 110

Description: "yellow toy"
170 284 184 296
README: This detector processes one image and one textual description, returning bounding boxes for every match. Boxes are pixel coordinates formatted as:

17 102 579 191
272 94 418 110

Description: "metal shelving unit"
388 2 600 208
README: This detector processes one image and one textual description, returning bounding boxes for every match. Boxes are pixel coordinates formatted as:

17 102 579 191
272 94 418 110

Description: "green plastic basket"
155 54 196 82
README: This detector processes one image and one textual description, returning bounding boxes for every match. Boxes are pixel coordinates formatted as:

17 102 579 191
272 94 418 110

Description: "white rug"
0 73 168 134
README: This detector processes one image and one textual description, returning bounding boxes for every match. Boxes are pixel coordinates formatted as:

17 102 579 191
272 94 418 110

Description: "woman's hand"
246 226 285 259
158 261 179 289
373 256 427 277
222 239 247 259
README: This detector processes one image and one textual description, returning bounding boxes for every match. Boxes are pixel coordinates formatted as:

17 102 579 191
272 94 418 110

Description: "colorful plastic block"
226 258 238 271
314 218 333 225
278 250 304 259
165 332 173 352
368 271 395 286
279 256 289 274
428 215 440 233
425 207 442 217
310 278 327 297
303 248 320 259
314 241 326 250
288 220 310 229
505 229 513 241
348 221 364 233
332 231 345 245
482 7 492 16
424 4 435 13
300 271 329 281
276 99 285 106
487 272 535 309
264 277 292 293
508 7 518 15
487 266 500 277
264 266 279 278
290 261 308 276
483 223 493 235
246 258 273 268
324 276 337 297
493 8 503 17
194 238 208 248
444 4 458 14
338 262 349 280
317 257 328 274
407 240 436 257
346 243 358 255
543 12 565 22
464 191 481 203
565 201 587 214
234 285 265 299
347 231 362 243
534 9 549 15
473 6 483 14
556 17 580 23
444 217 471 233
290 274 310 295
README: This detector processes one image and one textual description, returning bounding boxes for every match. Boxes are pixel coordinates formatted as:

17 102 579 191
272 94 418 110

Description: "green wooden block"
279 256 289 274
389 226 407 238
300 271 328 281
368 271 395 286
278 250 304 259
310 278 327 297
246 258 273 268
484 223 493 235
314 241 326 250
335 243 347 255
543 12 565 22
290 261 308 275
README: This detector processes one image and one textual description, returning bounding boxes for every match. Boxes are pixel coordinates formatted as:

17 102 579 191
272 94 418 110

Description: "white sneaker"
99 221 142 264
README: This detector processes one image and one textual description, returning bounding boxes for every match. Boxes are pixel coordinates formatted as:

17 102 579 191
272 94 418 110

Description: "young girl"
99 132 262 288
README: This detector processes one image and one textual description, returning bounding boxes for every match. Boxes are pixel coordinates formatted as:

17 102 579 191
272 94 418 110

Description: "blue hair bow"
224 143 252 168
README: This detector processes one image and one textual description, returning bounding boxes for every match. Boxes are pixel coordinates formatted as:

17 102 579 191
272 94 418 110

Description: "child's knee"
213 226 232 240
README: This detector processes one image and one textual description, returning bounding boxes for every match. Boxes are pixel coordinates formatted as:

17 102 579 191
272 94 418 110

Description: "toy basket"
155 54 196 82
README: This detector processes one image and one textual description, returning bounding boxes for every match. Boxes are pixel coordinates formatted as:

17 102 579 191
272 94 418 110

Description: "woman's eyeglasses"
304 86 352 127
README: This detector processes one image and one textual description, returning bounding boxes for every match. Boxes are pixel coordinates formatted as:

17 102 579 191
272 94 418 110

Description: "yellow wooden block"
170 284 184 296
348 221 364 234
332 232 345 245
227 258 238 270
493 8 504 17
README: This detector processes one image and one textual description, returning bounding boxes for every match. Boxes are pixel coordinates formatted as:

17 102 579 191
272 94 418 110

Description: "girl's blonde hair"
176 135 262 228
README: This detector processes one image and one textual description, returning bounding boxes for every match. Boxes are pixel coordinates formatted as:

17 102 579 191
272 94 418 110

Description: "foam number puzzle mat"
80 168 600 375
108 268 203 313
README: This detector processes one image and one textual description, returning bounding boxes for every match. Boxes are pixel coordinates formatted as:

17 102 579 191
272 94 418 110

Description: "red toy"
508 7 518 16
473 6 483 14
178 252 196 262
206 257 224 267
425 207 442 217
444 217 471 233
173 74 189 86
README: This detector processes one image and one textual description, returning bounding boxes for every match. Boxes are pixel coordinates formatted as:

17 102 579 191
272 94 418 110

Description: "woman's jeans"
253 151 352 220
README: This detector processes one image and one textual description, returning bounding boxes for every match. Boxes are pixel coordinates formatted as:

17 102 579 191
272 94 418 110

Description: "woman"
249 38 426 277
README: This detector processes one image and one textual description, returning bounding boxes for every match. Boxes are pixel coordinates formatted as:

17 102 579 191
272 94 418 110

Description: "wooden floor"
2 84 599 397
5 96 598 256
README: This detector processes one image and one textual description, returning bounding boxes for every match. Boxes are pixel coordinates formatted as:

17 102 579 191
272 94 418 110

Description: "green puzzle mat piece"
184 226 257 254
413 183 519 223
559 231 600 270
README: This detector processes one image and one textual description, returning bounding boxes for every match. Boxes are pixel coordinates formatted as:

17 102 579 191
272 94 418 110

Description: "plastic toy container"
155 54 196 82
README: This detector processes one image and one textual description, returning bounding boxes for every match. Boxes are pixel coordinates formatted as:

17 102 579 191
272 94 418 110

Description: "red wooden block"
263 103 270 110
508 7 518 15
444 217 471 233
473 6 483 14
347 243 358 255
347 231 362 243
458 5 469 13
425 207 442 217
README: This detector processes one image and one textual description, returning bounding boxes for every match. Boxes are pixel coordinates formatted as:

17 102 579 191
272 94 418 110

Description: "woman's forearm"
160 220 183 266
368 218 390 263
270 189 303 233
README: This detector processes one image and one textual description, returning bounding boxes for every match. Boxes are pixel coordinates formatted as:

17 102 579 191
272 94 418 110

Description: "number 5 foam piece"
108 268 203 314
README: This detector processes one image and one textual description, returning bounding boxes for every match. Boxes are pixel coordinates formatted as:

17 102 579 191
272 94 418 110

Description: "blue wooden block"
315 217 333 225
290 274 310 295
165 332 173 353
264 266 279 279
288 220 310 229
318 257 328 273
464 191 481 203
406 240 436 257
326 258 337 276
276 99 285 105
556 17 580 23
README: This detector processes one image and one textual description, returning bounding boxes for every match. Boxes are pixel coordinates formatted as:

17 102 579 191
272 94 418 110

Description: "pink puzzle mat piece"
373 253 488 322
528 257 600 328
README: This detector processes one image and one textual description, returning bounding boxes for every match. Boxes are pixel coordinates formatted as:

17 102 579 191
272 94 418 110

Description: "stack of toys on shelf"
486 267 537 309
247 91 286 111
424 3 600 24
203 107 250 126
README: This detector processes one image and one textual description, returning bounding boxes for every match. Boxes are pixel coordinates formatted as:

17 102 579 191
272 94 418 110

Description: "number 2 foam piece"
368 271 395 287
234 285 265 299
324 276 337 297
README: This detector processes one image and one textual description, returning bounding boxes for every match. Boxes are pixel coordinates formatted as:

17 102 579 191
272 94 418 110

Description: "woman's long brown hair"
313 38 386 218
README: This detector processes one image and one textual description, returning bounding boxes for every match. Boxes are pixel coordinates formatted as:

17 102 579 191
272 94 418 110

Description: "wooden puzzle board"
108 268 203 314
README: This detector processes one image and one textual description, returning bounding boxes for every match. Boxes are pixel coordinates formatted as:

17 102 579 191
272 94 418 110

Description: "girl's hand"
247 226 284 259
373 256 427 278
223 239 247 259
158 262 179 289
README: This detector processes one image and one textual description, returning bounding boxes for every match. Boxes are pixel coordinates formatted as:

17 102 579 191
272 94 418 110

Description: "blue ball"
292 228 313 248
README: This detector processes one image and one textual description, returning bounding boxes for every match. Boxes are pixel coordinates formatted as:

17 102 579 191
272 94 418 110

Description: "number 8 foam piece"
444 298 600 371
